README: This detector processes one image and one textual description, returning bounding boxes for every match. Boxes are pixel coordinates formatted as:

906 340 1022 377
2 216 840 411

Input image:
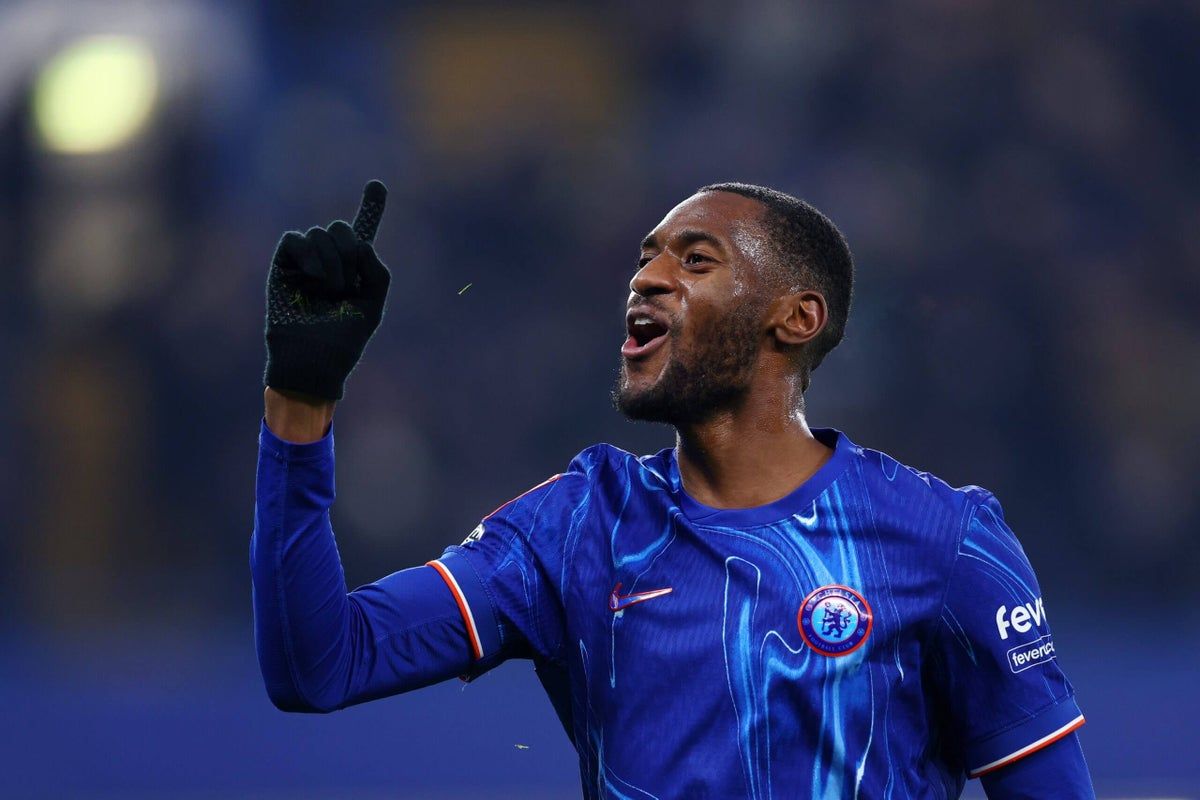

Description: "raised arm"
251 183 476 712
251 403 475 712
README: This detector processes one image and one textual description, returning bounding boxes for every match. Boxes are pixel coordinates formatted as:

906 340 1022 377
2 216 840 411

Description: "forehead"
644 191 768 250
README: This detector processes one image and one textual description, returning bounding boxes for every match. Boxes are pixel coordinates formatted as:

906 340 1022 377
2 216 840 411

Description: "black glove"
264 180 390 400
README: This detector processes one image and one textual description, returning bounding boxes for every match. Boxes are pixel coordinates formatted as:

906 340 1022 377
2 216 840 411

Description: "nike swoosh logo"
609 582 673 612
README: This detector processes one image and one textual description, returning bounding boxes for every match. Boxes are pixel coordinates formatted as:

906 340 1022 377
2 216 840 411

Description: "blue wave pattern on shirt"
450 429 1079 798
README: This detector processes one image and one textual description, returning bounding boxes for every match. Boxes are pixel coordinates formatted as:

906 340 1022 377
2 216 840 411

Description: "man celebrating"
252 181 1094 798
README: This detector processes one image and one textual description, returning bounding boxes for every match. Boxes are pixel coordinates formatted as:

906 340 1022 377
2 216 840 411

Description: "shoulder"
563 442 632 475
841 433 1020 614
842 432 999 548
566 442 675 487
484 442 665 524
570 441 666 466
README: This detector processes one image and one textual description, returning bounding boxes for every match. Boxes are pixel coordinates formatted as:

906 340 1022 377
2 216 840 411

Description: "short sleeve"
931 492 1085 778
426 449 597 674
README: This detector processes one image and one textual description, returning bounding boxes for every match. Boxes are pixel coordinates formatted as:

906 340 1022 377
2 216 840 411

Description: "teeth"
633 318 652 326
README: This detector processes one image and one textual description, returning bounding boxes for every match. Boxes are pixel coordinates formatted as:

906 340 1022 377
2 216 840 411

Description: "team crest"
797 584 873 657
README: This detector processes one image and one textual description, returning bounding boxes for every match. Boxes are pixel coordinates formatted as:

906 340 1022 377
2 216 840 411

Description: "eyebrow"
640 228 727 253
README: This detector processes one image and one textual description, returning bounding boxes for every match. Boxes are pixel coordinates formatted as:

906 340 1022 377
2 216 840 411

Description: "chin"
613 370 669 423
612 354 753 426
615 393 675 424
612 371 693 425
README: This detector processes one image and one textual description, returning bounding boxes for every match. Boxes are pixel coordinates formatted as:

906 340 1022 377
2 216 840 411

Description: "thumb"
357 240 391 294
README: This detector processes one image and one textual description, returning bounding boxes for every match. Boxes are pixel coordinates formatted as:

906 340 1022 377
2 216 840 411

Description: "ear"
768 290 827 347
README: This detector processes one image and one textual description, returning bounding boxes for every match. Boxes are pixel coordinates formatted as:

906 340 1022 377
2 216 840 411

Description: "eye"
636 254 653 269
684 251 712 265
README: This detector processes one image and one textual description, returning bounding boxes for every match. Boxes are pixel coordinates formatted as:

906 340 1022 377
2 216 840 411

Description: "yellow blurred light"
33 35 159 155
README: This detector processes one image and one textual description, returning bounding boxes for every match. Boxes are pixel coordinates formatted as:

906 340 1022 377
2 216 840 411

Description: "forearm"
251 420 352 711
251 421 474 712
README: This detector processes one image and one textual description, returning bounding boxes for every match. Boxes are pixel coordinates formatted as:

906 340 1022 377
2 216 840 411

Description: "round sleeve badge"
798 584 873 657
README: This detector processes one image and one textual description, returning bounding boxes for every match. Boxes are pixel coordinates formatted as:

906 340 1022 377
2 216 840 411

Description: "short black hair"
698 182 854 382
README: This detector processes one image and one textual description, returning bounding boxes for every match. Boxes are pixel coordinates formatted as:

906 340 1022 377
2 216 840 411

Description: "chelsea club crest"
798 584 873 657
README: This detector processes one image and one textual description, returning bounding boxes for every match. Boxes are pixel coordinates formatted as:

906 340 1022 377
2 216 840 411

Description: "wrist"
264 387 336 444
264 330 362 401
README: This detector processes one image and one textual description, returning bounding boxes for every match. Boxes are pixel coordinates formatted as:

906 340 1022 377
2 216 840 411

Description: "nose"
629 252 674 298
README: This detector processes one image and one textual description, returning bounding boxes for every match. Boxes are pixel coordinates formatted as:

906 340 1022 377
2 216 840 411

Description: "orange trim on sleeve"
971 715 1086 777
426 560 484 660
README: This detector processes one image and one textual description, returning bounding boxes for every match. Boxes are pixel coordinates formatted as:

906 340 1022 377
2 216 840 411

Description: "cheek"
679 275 739 337
675 300 723 351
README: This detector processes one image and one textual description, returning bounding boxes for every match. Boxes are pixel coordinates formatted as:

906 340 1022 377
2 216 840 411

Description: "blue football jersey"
429 428 1084 798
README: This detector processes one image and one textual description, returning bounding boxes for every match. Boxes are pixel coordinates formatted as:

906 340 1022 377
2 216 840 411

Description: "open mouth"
622 309 670 359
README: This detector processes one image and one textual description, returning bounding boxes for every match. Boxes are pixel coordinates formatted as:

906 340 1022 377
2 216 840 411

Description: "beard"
612 301 763 426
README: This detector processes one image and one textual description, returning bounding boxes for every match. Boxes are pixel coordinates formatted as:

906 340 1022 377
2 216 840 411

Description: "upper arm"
930 492 1088 779
335 565 477 704
980 732 1095 799
267 565 478 713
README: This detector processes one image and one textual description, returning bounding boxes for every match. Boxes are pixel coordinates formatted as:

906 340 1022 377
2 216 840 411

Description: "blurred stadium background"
1 1 1197 798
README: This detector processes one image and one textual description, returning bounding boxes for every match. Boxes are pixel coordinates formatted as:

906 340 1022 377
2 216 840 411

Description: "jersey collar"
668 428 855 527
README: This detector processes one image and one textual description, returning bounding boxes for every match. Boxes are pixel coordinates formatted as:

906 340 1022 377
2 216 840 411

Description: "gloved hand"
264 180 390 400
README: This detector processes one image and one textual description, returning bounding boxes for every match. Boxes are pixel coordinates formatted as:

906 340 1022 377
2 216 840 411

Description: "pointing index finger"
351 179 388 244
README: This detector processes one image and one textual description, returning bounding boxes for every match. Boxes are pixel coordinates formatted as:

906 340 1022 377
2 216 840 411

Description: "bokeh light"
32 35 159 155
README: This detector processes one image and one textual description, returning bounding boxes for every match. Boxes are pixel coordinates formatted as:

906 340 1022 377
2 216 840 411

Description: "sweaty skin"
616 190 832 510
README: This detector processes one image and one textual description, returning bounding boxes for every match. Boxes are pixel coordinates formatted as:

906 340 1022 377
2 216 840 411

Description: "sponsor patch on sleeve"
1006 634 1056 673
461 523 485 546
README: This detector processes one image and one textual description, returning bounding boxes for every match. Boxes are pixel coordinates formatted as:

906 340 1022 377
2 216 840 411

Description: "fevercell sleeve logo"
994 597 1057 673
994 596 1047 640
1006 635 1056 673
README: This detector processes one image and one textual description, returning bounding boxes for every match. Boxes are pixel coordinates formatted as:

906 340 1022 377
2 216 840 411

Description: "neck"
673 376 831 510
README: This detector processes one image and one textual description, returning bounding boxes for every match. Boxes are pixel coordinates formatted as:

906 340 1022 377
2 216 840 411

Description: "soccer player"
252 180 1094 798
